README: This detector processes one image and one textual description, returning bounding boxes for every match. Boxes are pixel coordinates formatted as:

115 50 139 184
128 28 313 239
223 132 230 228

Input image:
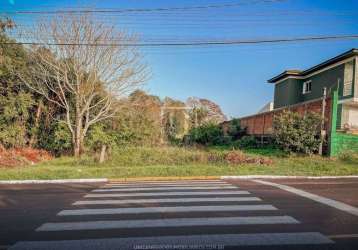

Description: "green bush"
0 92 34 148
227 119 246 140
186 120 248 146
38 122 72 156
212 135 232 145
187 123 223 145
86 124 118 152
233 135 257 149
273 111 322 154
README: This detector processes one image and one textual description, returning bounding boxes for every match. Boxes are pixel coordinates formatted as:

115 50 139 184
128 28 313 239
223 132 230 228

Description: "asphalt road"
1 178 358 250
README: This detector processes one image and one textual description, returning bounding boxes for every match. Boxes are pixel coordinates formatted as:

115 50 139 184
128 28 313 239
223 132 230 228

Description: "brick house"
239 49 358 156
269 48 358 130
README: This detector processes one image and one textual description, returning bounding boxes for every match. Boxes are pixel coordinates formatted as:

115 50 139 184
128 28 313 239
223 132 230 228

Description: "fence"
329 91 358 156
240 97 332 136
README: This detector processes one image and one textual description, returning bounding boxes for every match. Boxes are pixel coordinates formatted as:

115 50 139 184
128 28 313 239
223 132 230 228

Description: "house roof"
268 48 358 83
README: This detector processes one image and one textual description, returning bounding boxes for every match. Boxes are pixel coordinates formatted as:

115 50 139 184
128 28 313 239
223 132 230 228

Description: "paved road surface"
1 179 358 250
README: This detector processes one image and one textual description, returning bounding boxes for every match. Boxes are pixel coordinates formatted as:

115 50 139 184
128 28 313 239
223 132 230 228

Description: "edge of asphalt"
1 175 358 184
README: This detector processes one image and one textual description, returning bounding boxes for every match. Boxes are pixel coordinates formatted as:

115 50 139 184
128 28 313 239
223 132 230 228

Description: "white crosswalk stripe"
107 180 226 185
85 190 250 198
73 197 261 205
37 216 299 231
9 232 333 250
92 186 238 192
107 180 227 185
9 180 335 249
105 183 234 188
58 204 278 216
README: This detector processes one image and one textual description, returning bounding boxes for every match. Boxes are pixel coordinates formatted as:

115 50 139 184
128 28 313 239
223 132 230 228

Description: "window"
343 61 353 96
303 80 312 94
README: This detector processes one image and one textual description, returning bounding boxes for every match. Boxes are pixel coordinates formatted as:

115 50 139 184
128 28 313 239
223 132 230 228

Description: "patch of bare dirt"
0 146 52 167
225 150 273 165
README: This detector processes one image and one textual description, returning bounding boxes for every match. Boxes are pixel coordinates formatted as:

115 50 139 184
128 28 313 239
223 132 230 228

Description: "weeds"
1 146 357 180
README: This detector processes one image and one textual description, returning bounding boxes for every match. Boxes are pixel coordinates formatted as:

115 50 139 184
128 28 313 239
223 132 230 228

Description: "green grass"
0 146 357 180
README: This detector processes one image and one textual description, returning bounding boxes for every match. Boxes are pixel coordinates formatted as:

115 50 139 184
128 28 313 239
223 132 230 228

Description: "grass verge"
0 146 357 180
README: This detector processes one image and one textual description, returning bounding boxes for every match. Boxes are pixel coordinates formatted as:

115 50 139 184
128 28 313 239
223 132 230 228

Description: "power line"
1 0 284 15
1 34 358 47
7 31 358 43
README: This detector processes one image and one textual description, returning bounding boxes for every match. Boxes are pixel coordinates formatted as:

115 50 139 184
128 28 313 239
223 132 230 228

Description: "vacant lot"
0 146 357 180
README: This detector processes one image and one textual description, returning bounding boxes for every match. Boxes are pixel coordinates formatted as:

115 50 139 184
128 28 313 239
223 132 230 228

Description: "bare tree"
15 14 147 157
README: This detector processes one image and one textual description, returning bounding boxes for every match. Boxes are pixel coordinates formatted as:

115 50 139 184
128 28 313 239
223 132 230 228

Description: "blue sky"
1 0 358 118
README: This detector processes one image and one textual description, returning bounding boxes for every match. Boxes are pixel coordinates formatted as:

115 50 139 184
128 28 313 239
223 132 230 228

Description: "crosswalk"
9 180 334 250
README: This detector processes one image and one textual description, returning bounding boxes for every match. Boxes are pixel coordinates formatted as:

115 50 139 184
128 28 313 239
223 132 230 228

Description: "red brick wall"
240 98 332 135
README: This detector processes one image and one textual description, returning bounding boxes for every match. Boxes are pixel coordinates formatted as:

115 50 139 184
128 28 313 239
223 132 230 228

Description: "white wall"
342 104 358 129
257 102 273 114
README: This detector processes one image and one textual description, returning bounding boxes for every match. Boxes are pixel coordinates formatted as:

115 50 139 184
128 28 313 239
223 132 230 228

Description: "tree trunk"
99 144 107 163
79 136 85 155
73 119 82 158
73 98 83 158
29 102 42 147
73 134 81 158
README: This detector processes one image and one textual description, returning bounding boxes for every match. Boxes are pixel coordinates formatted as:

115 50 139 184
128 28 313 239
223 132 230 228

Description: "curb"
110 175 358 182
221 175 358 179
1 175 358 184
0 178 108 184
109 176 220 182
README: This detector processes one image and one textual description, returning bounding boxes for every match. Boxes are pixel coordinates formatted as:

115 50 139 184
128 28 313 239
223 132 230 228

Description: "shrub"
227 119 246 140
187 123 223 145
86 124 117 152
212 135 232 145
273 111 322 154
233 135 257 149
38 122 72 156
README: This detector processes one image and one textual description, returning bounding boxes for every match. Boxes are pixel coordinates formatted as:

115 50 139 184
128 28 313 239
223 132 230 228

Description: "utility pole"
319 87 327 155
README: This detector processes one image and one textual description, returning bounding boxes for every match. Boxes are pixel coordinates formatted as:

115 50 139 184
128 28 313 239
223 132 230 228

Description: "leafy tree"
0 18 41 148
122 90 162 145
0 92 34 148
87 124 117 151
186 97 227 126
86 123 118 162
273 111 322 154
